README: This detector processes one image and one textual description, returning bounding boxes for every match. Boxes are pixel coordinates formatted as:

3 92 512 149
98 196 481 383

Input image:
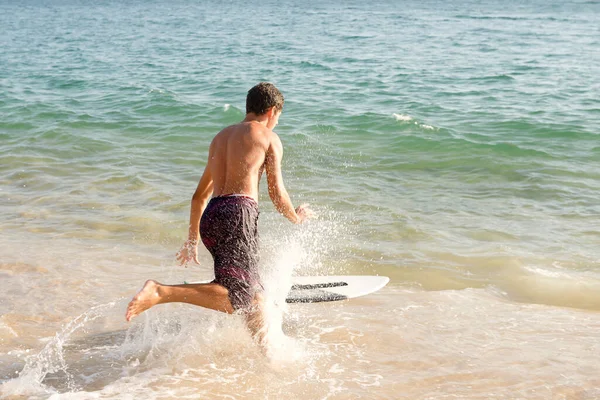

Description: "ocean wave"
218 103 243 115
507 265 600 310
453 15 576 23
454 14 526 21
467 74 516 82
392 113 439 131
392 113 412 122
298 61 332 71
340 35 375 41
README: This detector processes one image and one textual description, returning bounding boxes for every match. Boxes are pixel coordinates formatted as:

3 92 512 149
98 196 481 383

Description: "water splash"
1 301 117 397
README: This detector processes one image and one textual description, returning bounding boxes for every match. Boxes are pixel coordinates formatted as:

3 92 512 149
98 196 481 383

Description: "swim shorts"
200 194 262 311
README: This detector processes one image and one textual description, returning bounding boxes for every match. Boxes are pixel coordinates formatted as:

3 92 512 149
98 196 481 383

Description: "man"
125 82 313 351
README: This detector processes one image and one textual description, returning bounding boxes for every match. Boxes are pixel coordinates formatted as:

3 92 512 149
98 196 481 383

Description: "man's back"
208 121 272 201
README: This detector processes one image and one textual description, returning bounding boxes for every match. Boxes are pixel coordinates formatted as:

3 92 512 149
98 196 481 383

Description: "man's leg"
244 292 268 352
125 280 234 321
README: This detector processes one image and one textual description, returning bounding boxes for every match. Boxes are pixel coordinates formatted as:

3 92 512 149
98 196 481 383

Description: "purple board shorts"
200 194 262 311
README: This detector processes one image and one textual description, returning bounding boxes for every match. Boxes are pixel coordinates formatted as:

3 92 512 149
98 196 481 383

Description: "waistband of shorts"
211 194 258 206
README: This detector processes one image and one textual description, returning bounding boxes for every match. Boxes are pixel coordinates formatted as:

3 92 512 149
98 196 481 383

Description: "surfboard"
286 275 389 303
185 275 389 303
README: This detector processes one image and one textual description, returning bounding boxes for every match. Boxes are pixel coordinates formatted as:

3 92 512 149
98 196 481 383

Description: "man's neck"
242 113 268 126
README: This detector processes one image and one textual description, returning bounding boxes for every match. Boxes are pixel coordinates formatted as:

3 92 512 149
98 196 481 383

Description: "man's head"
246 82 284 116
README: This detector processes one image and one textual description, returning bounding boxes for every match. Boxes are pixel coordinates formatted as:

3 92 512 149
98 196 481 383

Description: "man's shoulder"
246 123 279 143
219 123 240 134
212 123 243 141
216 122 278 146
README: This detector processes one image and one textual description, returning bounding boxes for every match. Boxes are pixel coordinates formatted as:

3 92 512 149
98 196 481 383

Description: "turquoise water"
1 1 600 398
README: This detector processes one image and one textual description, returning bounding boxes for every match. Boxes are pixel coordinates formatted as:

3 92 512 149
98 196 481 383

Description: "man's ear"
265 106 275 118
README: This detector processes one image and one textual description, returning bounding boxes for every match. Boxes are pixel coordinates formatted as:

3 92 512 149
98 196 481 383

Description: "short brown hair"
246 82 284 115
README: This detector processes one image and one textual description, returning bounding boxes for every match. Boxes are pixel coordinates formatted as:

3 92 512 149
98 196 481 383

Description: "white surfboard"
185 275 389 303
286 275 389 303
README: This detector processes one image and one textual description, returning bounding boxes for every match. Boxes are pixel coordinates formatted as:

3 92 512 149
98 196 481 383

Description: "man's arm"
188 164 214 242
176 158 213 266
265 134 307 224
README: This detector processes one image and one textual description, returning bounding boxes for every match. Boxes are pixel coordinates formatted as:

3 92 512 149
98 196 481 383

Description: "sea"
1 0 599 399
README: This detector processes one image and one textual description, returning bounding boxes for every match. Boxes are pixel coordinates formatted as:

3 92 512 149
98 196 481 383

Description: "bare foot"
126 280 161 321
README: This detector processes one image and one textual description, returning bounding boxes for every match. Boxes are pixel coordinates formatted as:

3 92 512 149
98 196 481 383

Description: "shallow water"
1 0 600 398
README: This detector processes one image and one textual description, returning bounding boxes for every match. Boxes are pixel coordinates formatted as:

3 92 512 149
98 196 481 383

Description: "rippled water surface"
1 0 600 398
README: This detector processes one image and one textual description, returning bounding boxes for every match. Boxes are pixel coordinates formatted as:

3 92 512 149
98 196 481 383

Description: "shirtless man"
125 82 312 350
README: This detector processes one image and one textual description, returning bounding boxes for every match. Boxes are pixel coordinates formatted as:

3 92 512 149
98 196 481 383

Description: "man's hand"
176 239 200 266
295 203 315 224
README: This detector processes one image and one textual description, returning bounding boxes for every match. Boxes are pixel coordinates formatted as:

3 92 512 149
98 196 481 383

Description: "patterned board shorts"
200 194 262 311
